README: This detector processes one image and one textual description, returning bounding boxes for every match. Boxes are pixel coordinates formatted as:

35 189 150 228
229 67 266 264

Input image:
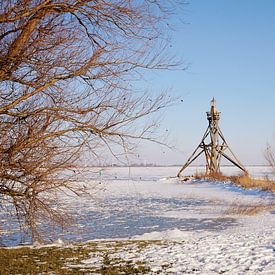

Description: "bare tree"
265 143 275 174
0 0 181 241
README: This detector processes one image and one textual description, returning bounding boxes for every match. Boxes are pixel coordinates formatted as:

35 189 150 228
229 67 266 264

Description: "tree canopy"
0 0 181 241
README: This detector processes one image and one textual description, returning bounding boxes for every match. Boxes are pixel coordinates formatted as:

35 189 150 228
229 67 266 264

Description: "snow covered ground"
1 166 275 273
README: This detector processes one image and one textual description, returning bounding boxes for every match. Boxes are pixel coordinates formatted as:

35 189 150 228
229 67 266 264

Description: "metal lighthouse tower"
177 98 247 177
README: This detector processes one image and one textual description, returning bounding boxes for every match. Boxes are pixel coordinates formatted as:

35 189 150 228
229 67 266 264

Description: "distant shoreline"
71 164 271 168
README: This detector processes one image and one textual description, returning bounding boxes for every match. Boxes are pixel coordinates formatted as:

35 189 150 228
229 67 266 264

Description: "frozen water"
1 166 275 274
0 166 274 247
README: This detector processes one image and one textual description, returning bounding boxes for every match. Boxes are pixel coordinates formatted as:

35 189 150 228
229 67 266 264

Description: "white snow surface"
1 166 275 273
68 166 275 274
126 214 274 274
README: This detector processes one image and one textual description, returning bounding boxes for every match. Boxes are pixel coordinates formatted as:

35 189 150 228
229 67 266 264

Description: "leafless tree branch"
0 0 184 242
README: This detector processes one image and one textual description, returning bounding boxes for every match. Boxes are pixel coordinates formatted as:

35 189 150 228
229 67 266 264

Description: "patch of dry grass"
194 172 229 182
224 203 275 216
230 174 275 192
0 240 156 274
194 172 275 192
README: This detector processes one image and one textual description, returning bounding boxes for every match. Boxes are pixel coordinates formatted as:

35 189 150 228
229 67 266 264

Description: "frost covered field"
1 166 275 274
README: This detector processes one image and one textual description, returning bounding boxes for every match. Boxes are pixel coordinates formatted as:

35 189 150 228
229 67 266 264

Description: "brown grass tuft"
194 172 275 192
224 203 275 216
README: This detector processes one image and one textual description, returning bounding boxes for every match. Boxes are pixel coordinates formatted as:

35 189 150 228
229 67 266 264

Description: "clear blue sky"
138 0 275 166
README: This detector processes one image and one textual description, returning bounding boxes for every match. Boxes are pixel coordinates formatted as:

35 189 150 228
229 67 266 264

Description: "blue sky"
138 0 275 166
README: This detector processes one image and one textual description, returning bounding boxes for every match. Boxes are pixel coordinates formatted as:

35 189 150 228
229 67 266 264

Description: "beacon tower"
177 98 246 177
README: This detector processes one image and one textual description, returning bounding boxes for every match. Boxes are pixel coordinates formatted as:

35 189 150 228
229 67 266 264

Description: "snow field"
66 166 275 274
72 218 274 274
1 166 275 274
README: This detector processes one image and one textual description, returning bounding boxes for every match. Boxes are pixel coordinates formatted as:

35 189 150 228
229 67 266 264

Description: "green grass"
0 240 159 274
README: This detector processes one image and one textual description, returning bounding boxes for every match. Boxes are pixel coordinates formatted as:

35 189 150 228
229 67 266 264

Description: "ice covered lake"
1 166 275 273
1 166 274 247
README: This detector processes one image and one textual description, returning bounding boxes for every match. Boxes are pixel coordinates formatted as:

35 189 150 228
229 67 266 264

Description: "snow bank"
132 228 195 241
